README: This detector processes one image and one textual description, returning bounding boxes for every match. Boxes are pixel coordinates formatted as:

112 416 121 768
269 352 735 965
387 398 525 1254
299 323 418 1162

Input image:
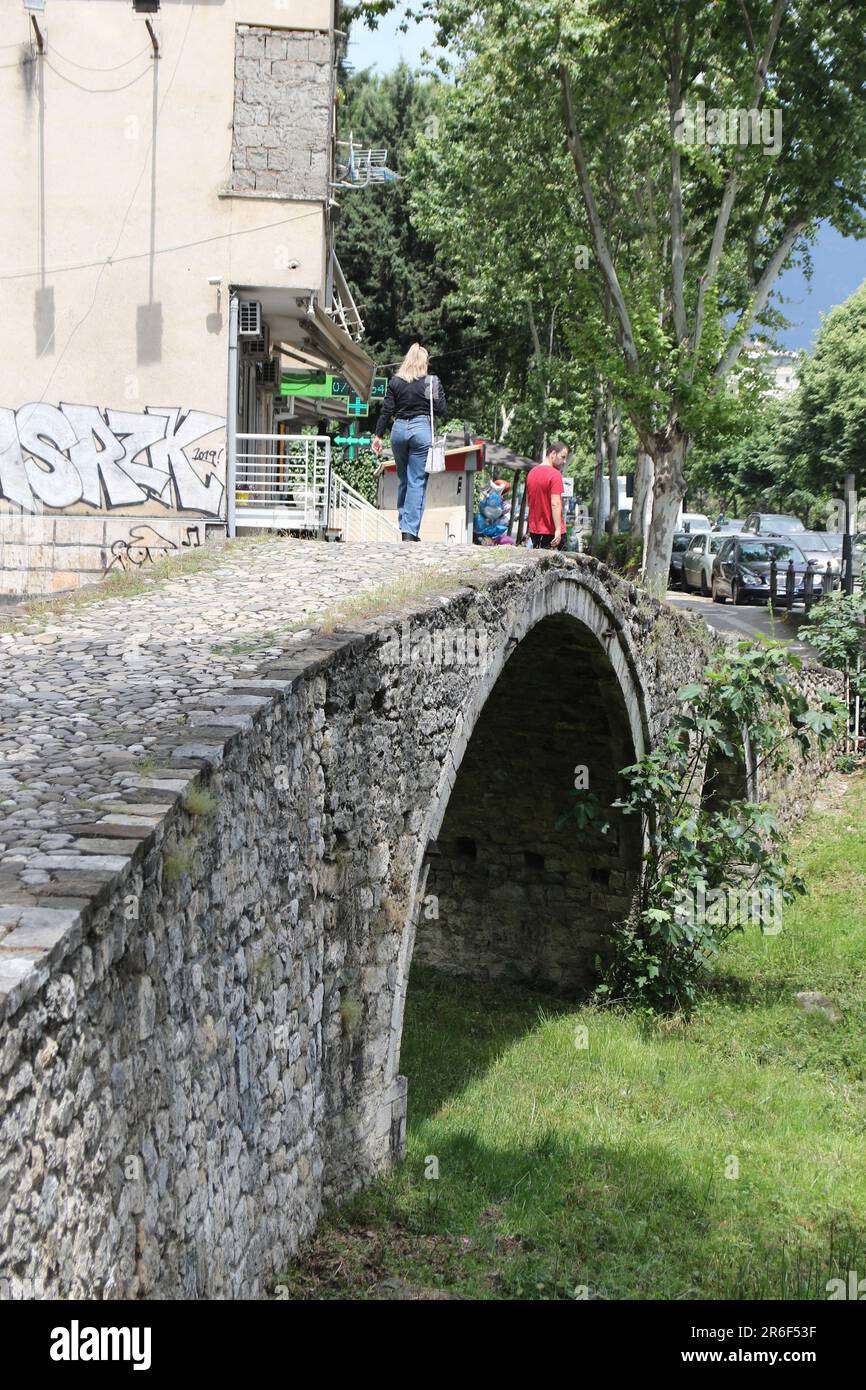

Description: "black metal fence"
768 550 862 614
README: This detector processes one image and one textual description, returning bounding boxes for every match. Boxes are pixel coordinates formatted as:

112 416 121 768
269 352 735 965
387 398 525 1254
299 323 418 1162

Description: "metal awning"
304 300 375 398
326 254 365 342
234 284 376 400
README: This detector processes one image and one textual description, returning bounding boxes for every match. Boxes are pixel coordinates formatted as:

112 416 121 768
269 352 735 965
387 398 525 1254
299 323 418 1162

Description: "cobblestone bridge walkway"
0 539 530 939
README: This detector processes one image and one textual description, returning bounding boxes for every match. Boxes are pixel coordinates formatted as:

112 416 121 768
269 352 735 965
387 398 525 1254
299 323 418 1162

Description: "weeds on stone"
163 840 195 884
184 788 216 820
340 998 363 1035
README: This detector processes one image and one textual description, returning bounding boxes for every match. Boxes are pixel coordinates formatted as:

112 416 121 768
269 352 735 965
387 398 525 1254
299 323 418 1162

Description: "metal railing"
230 433 401 542
234 434 330 531
330 471 402 543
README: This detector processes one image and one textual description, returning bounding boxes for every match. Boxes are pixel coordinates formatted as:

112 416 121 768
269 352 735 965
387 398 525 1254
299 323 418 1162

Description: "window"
739 542 803 564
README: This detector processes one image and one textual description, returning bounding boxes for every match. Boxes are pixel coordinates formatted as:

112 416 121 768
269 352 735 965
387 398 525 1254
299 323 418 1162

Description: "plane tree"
356 0 866 590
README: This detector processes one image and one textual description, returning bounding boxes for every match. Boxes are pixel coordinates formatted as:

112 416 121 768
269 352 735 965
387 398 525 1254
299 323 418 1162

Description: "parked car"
796 532 843 579
682 530 728 595
742 512 805 535
669 531 694 588
680 511 712 533
712 519 744 533
711 536 815 605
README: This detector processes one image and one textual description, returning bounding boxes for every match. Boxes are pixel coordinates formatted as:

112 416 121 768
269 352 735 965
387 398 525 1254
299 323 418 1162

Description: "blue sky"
347 11 865 352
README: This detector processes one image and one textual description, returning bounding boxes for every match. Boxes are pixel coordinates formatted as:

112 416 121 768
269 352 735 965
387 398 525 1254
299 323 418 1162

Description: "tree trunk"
591 395 608 551
605 402 622 538
631 450 650 569
643 429 688 595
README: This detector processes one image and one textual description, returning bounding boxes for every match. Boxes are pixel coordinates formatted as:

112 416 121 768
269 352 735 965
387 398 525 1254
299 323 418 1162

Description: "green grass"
282 773 866 1300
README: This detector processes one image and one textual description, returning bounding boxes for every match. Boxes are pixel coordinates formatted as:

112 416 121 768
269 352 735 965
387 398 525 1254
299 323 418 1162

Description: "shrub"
594 640 842 1012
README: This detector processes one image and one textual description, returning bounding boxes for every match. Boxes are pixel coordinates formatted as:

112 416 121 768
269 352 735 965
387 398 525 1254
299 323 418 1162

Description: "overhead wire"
33 2 198 403
0 211 320 283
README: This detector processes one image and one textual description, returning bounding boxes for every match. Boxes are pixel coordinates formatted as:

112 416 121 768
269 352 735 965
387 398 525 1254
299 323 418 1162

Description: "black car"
710 536 816 606
668 531 694 588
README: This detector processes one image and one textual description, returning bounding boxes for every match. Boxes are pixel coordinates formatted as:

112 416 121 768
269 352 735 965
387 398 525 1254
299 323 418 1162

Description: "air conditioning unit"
257 355 282 393
242 323 270 361
238 300 263 338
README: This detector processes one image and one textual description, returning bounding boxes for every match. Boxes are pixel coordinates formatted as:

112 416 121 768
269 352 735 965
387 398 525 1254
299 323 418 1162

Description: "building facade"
0 0 372 596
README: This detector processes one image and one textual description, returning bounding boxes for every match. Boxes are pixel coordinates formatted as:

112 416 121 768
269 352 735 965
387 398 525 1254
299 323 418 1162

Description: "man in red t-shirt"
526 442 569 548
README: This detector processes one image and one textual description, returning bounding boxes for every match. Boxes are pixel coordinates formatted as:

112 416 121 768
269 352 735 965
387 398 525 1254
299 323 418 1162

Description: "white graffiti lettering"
0 404 225 516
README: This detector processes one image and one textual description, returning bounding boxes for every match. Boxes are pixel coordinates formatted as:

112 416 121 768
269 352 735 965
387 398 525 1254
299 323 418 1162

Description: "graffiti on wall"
0 404 225 516
106 523 205 572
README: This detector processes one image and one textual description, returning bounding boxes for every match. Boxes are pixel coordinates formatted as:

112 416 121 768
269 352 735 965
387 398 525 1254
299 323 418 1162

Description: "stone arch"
385 571 651 1098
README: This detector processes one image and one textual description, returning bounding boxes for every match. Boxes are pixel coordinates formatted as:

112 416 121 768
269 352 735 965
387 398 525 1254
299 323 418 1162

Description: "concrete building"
0 0 374 597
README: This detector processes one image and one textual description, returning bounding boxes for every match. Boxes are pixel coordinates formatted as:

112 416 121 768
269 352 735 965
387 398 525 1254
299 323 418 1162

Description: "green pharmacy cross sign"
334 423 373 462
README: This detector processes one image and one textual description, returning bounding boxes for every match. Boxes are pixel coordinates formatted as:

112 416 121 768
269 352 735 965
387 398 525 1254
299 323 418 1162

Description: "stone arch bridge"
0 544 829 1298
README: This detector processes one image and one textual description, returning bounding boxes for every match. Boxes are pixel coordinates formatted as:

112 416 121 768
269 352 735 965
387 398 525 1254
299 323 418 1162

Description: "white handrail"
330 471 402 543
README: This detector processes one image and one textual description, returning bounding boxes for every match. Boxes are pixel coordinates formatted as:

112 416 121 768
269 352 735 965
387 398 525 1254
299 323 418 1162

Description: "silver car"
742 512 805 536
682 530 728 594
796 532 843 579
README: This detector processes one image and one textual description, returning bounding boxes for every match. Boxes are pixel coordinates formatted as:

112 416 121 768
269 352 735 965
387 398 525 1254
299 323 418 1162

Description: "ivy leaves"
596 638 839 1013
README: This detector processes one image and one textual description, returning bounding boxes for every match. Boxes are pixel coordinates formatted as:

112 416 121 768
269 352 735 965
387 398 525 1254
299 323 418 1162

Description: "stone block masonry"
231 26 333 201
0 543 842 1298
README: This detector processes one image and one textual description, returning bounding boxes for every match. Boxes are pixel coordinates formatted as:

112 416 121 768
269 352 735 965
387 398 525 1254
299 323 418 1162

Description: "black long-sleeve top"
374 373 447 436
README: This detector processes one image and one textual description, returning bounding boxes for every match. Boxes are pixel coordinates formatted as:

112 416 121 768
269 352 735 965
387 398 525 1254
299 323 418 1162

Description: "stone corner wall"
231 25 333 200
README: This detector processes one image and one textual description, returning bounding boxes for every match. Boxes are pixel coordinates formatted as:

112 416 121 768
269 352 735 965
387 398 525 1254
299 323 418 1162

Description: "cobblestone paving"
0 539 533 931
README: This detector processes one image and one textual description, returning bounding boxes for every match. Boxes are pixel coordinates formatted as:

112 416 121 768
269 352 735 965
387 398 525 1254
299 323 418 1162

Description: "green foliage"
804 589 866 713
597 641 842 1012
804 588 866 674
693 280 866 518
593 532 643 576
783 280 866 498
334 60 481 419
554 788 610 839
334 447 379 504
366 0 866 585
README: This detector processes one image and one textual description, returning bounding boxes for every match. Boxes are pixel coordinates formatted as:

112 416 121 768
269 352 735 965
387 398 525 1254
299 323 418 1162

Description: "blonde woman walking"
371 343 447 541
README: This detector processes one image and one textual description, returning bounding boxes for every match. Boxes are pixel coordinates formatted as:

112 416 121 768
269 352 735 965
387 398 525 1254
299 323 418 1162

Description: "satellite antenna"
332 131 401 190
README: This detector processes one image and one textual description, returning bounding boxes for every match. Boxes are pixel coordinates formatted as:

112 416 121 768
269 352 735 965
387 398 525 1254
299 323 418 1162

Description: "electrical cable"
45 44 151 73
33 2 198 405
0 210 320 282
44 59 152 94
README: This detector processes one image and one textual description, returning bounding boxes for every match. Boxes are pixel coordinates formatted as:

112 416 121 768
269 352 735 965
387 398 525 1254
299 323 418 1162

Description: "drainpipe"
226 293 239 539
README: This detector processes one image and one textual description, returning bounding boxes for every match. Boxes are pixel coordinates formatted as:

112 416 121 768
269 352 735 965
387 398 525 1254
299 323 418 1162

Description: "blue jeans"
390 416 431 537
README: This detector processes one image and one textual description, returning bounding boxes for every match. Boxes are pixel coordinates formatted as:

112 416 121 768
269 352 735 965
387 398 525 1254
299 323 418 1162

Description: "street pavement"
0 539 533 898
666 589 819 657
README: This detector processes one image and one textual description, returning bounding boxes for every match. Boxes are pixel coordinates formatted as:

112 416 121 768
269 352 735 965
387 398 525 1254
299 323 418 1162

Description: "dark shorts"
529 531 558 549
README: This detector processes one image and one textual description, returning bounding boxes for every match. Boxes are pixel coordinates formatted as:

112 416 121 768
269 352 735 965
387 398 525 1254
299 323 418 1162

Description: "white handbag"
424 375 446 473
